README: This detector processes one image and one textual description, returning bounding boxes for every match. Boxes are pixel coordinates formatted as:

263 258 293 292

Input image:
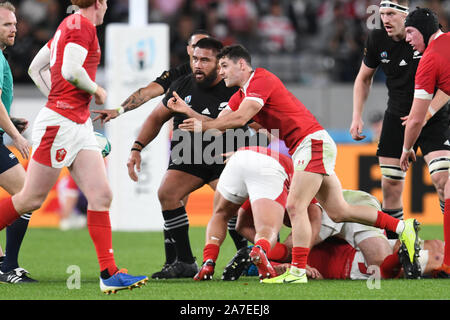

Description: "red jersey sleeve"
415 53 438 97
244 73 275 106
227 91 242 111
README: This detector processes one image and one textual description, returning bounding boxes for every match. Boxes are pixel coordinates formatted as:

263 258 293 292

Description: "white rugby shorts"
318 190 387 248
292 129 337 175
31 107 101 168
216 149 288 205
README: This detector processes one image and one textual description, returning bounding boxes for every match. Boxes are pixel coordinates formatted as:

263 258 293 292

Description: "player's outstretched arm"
179 99 261 132
350 62 376 141
93 82 165 124
28 44 51 97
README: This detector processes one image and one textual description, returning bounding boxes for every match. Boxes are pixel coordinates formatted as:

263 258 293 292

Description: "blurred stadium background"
3 0 450 229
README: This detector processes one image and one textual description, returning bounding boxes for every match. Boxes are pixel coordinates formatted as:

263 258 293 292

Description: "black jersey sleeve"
161 74 189 108
153 62 191 92
363 30 380 69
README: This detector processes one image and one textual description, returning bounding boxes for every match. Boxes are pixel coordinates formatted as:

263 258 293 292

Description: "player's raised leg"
317 174 420 266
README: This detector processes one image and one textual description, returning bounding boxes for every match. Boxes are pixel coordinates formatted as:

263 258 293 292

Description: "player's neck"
430 30 444 44
391 30 406 42
79 8 98 27
240 69 254 88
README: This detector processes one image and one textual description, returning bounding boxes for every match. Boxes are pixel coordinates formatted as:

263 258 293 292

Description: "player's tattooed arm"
122 82 165 112
121 88 149 112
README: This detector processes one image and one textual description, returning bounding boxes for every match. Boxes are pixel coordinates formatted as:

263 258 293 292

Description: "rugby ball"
94 132 111 158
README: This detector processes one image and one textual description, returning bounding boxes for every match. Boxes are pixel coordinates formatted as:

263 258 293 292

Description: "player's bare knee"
382 180 403 198
285 203 308 220
24 196 46 212
430 172 447 199
157 186 182 208
88 188 113 209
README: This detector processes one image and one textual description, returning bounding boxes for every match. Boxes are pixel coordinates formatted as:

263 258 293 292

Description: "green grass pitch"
0 225 449 301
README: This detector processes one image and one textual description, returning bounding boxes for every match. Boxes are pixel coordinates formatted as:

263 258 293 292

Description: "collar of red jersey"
434 30 445 41
241 70 256 95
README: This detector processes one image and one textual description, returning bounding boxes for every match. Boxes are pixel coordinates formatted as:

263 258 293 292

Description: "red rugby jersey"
415 32 450 97
228 68 323 155
46 13 100 123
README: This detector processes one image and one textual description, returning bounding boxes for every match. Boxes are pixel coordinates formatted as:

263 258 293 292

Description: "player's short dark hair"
217 45 252 66
193 38 223 54
187 29 211 45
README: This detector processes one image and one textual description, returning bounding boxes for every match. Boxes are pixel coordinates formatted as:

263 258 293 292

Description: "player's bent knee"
157 187 182 207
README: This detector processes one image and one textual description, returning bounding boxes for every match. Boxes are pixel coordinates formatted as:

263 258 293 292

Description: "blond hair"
0 1 16 13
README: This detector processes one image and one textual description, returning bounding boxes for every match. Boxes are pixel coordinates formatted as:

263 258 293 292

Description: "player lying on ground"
233 190 443 280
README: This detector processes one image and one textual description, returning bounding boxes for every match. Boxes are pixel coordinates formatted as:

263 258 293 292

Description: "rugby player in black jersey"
127 38 259 279
92 30 210 122
350 0 450 243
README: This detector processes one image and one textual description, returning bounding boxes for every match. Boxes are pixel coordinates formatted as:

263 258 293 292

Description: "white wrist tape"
428 105 437 117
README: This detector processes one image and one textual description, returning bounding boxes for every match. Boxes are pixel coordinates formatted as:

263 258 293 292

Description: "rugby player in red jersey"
0 0 147 293
400 7 450 278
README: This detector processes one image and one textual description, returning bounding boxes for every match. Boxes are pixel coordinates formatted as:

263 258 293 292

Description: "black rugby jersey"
154 62 191 92
364 28 449 120
162 74 252 164
364 28 420 116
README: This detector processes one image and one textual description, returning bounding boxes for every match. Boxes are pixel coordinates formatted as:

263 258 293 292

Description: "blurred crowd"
6 0 450 84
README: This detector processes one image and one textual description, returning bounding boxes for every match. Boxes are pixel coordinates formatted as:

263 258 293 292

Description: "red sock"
87 210 117 276
444 199 450 266
267 242 288 261
374 211 400 233
203 243 220 262
380 252 401 279
255 239 271 255
291 247 310 269
0 197 20 231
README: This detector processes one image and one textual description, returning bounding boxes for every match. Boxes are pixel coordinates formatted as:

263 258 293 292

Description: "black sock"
227 216 248 250
382 208 403 239
1 213 31 272
100 269 112 279
163 229 177 265
162 207 194 264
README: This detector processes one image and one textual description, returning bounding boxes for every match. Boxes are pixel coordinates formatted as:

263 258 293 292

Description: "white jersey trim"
414 89 433 100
